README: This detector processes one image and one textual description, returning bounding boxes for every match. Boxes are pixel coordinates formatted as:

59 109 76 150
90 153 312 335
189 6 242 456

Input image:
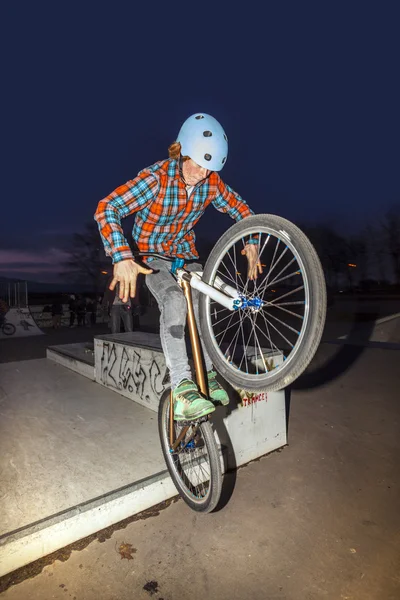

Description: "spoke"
213 310 238 328
250 310 263 375
228 244 246 291
214 312 238 341
264 238 281 287
262 270 303 290
216 269 242 290
265 257 296 290
238 309 250 373
252 233 271 295
243 312 268 372
269 286 305 304
211 303 230 316
197 457 210 485
238 308 256 372
261 308 301 335
259 309 281 355
262 303 304 320
226 322 242 365
273 301 305 306
252 313 294 348
217 261 241 288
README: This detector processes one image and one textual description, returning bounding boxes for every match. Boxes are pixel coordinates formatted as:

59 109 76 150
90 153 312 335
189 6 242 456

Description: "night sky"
1 2 399 283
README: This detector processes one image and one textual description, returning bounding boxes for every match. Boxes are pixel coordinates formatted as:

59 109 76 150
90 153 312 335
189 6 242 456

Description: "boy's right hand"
110 259 153 302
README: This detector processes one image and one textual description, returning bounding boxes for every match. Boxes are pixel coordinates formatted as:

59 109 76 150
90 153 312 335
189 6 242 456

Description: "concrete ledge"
0 469 177 578
47 346 95 380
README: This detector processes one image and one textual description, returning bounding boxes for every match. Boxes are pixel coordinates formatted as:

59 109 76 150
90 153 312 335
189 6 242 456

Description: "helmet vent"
204 154 212 162
223 134 228 141
203 130 212 137
222 157 226 164
195 115 204 120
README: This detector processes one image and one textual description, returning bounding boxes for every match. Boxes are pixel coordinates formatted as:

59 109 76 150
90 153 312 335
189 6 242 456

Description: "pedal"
175 416 209 426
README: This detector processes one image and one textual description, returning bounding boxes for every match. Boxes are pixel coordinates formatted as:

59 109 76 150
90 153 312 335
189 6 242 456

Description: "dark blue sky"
1 2 399 281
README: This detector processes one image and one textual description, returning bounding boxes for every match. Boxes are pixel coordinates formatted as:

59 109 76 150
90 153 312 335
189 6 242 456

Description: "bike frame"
169 269 236 448
133 253 239 447
169 278 207 448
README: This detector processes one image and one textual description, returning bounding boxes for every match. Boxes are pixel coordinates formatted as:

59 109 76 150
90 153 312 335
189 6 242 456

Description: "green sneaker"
173 379 215 421
207 370 229 406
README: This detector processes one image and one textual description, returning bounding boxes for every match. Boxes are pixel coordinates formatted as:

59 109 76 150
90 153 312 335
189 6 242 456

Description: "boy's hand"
241 244 263 281
110 259 153 302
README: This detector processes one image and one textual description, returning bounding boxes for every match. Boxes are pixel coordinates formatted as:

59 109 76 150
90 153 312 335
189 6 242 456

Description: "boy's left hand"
241 244 263 280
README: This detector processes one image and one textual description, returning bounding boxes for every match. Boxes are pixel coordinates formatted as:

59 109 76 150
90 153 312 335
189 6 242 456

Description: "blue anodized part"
171 258 185 275
234 295 263 310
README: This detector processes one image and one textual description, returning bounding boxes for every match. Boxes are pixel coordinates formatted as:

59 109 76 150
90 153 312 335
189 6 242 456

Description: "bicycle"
1 316 16 336
135 213 327 513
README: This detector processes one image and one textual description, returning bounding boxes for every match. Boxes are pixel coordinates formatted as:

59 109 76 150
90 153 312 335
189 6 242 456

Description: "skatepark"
0 291 399 599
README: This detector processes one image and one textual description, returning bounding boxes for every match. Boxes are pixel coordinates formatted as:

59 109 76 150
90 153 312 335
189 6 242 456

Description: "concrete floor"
1 344 399 599
0 359 162 533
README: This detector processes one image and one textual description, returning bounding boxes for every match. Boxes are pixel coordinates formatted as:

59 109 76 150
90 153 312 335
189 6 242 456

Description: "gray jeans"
145 259 213 389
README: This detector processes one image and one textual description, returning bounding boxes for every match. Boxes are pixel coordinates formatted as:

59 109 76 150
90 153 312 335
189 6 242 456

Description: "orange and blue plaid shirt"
95 158 253 263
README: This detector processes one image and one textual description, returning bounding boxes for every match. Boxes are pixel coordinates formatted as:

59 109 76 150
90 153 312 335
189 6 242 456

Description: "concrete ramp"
369 313 400 343
338 312 400 344
0 307 44 339
2 344 287 577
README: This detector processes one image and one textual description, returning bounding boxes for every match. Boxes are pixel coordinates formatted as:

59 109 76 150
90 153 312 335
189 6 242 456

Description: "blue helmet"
177 113 228 171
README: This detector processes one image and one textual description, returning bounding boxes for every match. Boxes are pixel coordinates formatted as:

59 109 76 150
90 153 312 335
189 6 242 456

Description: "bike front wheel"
158 389 222 513
199 214 327 392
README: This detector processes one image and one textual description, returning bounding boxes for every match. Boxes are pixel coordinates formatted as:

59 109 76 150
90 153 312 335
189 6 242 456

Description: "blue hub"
233 296 263 311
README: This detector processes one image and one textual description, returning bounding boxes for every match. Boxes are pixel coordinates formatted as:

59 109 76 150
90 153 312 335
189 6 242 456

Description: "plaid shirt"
94 158 253 263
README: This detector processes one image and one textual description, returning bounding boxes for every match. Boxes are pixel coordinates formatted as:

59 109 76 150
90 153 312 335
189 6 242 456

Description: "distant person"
90 297 98 326
85 297 93 327
76 295 86 327
110 283 133 333
0 299 9 325
51 301 63 329
68 295 77 327
84 297 97 327
131 291 140 330
103 278 133 333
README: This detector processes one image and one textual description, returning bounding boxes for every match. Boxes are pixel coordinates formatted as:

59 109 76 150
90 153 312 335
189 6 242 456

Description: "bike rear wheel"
158 389 222 513
199 214 326 392
2 322 16 336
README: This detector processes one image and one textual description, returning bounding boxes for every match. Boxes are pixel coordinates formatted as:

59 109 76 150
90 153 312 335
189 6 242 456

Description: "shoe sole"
174 405 215 422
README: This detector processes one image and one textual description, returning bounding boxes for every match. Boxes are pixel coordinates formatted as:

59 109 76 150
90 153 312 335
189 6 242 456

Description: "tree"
380 207 400 285
299 223 351 289
63 222 112 293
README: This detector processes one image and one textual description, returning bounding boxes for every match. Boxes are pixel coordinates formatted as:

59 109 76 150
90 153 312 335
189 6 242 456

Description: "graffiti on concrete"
240 392 268 407
100 342 168 405
0 307 43 338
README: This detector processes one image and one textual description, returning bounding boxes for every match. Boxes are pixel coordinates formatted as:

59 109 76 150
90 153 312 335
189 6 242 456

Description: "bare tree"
299 223 351 288
380 207 400 284
63 222 112 292
363 223 388 285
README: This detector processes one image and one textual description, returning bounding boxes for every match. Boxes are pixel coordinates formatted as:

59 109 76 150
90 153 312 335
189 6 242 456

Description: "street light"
348 263 357 268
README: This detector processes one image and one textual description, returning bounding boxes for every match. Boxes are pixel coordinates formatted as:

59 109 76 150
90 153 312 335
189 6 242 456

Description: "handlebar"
133 252 175 262
133 252 186 275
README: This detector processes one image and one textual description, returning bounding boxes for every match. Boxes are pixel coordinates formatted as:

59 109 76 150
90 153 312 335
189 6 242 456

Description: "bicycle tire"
199 214 326 392
2 323 16 336
158 389 222 513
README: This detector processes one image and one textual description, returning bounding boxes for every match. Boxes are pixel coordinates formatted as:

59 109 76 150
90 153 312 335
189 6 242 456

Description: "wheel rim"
162 404 213 504
205 226 311 385
3 323 15 335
